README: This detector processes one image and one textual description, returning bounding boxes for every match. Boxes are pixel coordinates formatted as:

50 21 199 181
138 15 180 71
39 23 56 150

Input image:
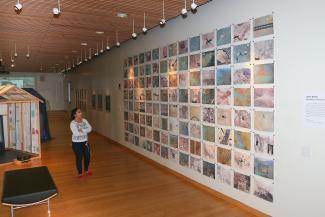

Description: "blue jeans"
72 141 90 175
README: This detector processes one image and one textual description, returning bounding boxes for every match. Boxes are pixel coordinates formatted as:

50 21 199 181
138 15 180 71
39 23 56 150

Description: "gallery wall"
4 72 65 111
65 0 325 216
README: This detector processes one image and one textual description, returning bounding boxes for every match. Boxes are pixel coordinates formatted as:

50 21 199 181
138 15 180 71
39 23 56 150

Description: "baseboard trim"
93 132 270 217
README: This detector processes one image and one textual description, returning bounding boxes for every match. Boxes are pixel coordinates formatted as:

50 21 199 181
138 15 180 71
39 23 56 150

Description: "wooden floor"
0 116 259 217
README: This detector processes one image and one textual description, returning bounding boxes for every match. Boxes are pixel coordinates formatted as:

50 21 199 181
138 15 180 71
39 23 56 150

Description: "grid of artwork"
123 14 274 203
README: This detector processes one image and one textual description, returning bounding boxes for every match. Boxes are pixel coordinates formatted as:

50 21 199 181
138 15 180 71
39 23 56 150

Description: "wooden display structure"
0 85 42 162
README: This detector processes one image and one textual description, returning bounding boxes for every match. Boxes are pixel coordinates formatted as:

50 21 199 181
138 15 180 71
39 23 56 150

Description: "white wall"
65 0 325 216
7 72 65 110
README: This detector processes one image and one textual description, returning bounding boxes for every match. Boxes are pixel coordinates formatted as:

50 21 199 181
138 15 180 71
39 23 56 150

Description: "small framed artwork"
105 95 111 112
97 94 103 110
91 95 96 109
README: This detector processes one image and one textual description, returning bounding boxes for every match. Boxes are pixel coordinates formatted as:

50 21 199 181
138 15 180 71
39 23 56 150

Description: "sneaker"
85 171 93 176
77 174 84 179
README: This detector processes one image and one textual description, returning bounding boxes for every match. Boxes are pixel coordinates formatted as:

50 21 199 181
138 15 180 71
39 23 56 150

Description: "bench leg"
10 205 14 217
48 199 51 216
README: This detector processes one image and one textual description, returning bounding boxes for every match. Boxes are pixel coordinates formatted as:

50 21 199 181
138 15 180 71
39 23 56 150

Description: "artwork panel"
168 43 177 57
169 89 178 103
190 54 201 69
169 134 178 149
254 111 274 132
254 157 274 180
254 178 274 202
179 56 189 71
234 171 251 193
190 88 201 104
234 130 251 151
217 88 232 105
179 152 189 167
179 89 189 103
234 110 251 129
202 88 215 104
179 136 189 152
233 43 251 64
202 50 215 68
179 105 189 119
152 48 160 60
203 161 215 179
190 123 201 139
217 165 232 186
190 156 202 173
217 109 232 126
233 150 251 174
234 88 251 107
179 72 188 87
169 73 178 87
190 106 201 122
217 26 231 46
216 68 231 86
234 67 251 85
254 88 274 108
202 69 215 86
216 47 231 65
203 125 215 143
203 142 215 162
253 15 274 38
254 133 274 156
169 104 178 118
217 128 234 146
254 63 274 84
202 32 215 49
254 39 274 61
233 21 251 42
202 107 215 124
217 147 232 166
190 140 201 156
178 40 189 55
190 36 201 52
169 148 179 163
160 46 168 59
190 71 201 86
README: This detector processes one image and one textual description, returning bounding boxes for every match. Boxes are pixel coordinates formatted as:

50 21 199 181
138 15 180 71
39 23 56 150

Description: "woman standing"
70 108 92 178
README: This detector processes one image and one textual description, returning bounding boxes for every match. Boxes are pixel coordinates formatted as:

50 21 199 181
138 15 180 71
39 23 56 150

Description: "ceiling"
0 0 209 73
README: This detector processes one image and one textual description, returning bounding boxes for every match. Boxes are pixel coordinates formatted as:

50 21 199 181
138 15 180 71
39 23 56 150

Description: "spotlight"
160 0 166 27
131 19 137 39
142 27 148 34
142 12 148 34
11 63 15 68
115 31 120 47
132 32 137 39
53 7 60 15
191 1 198 11
160 19 166 26
14 2 22 12
100 40 104 53
26 45 30 59
181 8 187 16
181 0 187 17
106 36 110 50
53 0 61 16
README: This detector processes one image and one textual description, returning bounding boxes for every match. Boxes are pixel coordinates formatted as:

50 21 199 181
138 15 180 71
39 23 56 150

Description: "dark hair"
71 108 79 120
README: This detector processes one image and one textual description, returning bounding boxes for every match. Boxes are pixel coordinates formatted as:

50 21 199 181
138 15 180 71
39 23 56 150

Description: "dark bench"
1 166 58 217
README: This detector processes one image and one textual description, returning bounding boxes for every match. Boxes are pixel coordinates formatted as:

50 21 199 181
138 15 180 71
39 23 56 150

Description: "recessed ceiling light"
81 42 88 46
96 31 104 35
116 12 128 18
